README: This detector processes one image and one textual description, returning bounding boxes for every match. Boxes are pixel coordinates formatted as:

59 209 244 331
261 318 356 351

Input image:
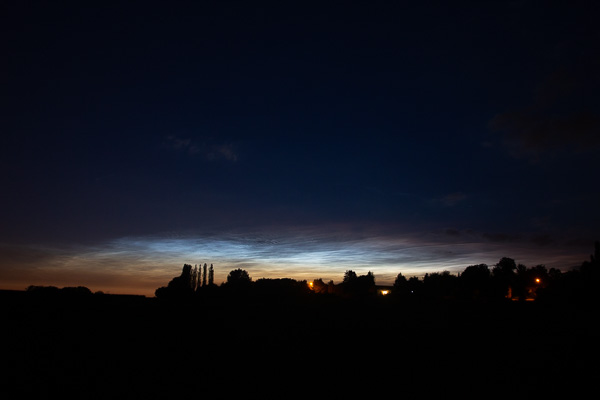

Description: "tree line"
155 263 215 298
155 241 600 304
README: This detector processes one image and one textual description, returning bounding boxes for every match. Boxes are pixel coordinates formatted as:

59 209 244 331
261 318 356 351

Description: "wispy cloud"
443 192 467 207
165 135 239 162
204 143 238 162
431 192 468 207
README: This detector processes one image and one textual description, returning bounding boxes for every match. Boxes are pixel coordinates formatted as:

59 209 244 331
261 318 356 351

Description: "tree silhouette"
493 257 517 276
574 240 600 304
406 276 422 296
423 271 458 299
514 263 533 300
393 272 409 297
226 269 252 285
581 241 600 277
208 264 214 286
191 265 198 290
203 263 208 287
26 285 92 299
254 278 310 299
180 264 193 288
311 278 328 294
155 264 195 298
341 270 375 296
590 241 600 265
355 271 375 295
459 264 490 300
343 270 357 284
492 257 517 299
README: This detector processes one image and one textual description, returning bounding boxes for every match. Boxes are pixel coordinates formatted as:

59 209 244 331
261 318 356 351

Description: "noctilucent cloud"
1 226 590 296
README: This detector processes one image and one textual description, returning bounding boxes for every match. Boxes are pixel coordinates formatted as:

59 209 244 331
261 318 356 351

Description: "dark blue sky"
1 1 599 294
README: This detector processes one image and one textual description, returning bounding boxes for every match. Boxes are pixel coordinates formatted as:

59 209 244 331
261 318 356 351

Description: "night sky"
2 1 599 295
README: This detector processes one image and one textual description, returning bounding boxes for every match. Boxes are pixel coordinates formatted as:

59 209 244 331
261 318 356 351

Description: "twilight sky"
1 1 599 295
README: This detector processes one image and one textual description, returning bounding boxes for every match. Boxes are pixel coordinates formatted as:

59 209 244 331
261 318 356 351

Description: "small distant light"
535 278 541 284
308 281 314 288
381 290 389 296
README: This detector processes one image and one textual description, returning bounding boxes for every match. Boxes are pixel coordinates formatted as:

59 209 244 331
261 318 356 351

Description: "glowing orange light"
381 290 389 296
308 281 314 288
535 278 541 284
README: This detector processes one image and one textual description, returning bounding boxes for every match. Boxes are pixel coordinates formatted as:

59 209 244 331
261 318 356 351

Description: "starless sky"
1 1 599 295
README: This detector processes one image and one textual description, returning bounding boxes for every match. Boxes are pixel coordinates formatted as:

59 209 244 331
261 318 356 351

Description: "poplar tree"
208 264 214 286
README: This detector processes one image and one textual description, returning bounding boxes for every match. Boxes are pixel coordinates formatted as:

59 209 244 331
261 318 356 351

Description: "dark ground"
1 290 597 399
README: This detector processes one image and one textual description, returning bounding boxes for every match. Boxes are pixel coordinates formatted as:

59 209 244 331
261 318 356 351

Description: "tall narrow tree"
208 264 214 286
203 263 208 287
197 264 203 290
191 265 198 290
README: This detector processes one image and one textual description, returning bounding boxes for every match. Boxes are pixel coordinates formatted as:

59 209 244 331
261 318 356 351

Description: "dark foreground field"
2 290 597 399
